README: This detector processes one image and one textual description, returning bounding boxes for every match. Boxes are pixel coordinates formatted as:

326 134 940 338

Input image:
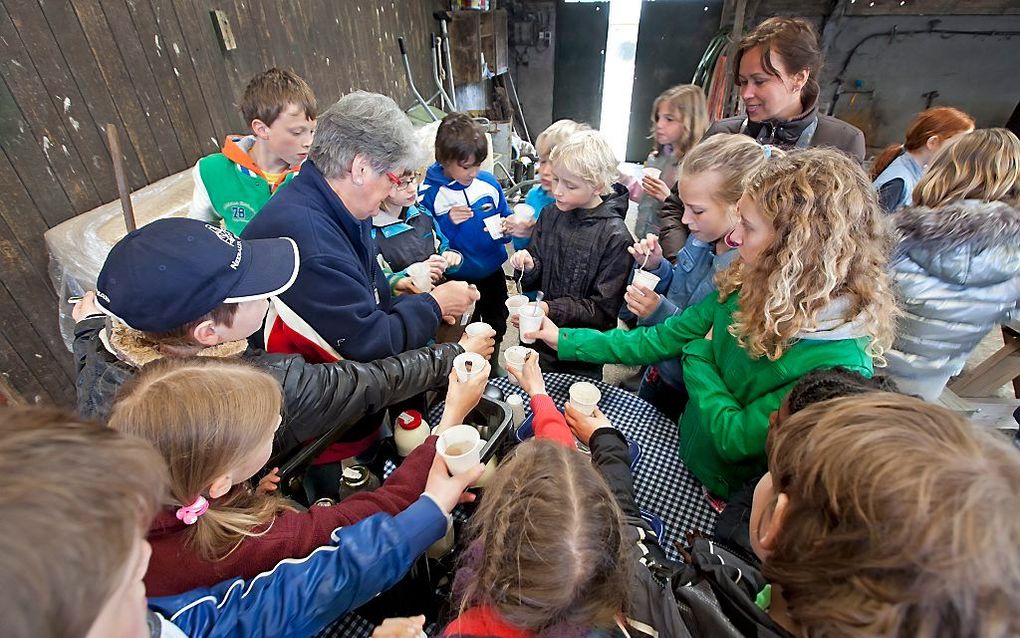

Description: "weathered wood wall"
0 0 445 405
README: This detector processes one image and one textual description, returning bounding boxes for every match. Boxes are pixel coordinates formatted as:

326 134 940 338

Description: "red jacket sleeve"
530 394 575 448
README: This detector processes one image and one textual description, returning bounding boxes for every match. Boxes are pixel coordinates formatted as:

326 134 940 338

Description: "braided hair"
786 368 899 415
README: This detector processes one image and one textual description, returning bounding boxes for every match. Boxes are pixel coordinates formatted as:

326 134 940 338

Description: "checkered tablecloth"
486 373 717 560
323 373 716 637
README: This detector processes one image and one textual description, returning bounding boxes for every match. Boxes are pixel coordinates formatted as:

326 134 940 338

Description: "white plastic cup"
482 214 504 239
631 269 661 292
453 351 486 382
502 345 535 385
505 294 529 318
569 381 602 416
405 262 433 292
437 424 483 476
512 203 535 222
643 167 662 180
465 322 493 338
517 302 545 345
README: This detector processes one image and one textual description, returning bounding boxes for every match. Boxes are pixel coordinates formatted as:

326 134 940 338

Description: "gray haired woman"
241 92 481 495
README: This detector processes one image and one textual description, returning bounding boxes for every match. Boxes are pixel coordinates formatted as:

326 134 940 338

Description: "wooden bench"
949 320 1020 399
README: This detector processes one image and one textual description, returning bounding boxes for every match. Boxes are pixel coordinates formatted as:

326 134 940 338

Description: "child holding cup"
508 130 632 379
523 149 898 499
622 135 781 420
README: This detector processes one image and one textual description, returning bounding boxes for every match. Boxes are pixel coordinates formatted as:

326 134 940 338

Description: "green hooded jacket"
559 291 873 497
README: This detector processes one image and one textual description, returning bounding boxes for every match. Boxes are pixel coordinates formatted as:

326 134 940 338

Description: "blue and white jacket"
418 163 511 281
873 151 923 213
148 497 448 637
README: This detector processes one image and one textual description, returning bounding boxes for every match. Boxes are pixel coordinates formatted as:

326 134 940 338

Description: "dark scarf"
743 99 819 149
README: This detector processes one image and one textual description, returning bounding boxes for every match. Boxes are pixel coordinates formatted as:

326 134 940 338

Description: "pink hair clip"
724 230 742 249
176 495 209 525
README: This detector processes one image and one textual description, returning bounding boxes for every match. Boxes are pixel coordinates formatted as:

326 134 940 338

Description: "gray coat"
884 200 1020 400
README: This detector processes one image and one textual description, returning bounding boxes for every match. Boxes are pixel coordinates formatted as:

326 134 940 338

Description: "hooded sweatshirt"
884 199 1020 400
557 291 874 497
418 162 512 281
189 135 299 234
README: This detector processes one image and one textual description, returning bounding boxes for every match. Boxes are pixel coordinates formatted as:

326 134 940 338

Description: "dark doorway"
625 0 723 162
552 1 610 128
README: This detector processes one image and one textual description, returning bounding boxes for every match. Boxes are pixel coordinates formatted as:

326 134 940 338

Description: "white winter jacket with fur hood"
884 199 1020 400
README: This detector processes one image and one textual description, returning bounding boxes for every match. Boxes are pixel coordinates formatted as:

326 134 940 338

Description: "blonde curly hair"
717 148 898 362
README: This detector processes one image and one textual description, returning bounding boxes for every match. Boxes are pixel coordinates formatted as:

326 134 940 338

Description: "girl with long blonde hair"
884 128 1020 400
628 84 709 257
527 148 897 499
109 356 483 597
623 134 782 420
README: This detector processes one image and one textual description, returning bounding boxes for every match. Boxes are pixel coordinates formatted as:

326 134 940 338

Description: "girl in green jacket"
525 148 899 498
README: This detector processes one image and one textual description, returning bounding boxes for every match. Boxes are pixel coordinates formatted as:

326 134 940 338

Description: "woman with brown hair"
871 106 974 212
705 17 866 161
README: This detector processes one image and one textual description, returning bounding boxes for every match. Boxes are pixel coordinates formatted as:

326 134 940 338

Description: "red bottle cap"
396 410 423 431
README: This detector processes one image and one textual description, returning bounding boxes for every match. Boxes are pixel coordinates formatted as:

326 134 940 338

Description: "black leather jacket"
73 316 461 457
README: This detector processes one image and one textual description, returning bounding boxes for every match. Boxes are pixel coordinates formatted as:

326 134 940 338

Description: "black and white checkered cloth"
322 373 717 637
485 373 718 560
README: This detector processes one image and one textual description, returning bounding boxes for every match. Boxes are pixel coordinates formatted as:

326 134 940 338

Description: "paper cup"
502 345 535 385
505 294 529 318
643 167 662 180
517 302 545 345
453 351 486 382
405 262 433 292
483 214 504 239
631 269 661 292
437 424 483 476
512 203 535 222
465 322 493 338
569 381 602 416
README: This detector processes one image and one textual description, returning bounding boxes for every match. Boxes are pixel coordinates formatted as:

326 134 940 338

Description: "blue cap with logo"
95 218 299 332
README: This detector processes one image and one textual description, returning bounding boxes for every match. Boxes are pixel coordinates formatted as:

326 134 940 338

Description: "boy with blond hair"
509 129 632 378
505 119 590 248
189 68 316 234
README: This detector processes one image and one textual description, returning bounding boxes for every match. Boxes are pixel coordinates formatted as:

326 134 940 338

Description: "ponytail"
870 143 905 180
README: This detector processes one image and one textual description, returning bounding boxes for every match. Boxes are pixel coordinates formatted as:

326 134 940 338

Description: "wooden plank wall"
0 0 447 406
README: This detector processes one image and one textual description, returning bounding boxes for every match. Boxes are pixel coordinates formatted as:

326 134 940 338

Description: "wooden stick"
106 123 136 233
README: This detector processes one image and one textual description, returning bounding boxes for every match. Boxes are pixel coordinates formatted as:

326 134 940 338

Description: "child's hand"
424 453 484 513
440 250 463 269
426 255 448 282
448 205 474 225
564 404 613 446
256 467 281 494
502 215 536 238
71 291 101 322
507 351 546 397
524 316 560 350
438 365 490 430
372 616 425 638
394 277 422 295
459 325 496 360
641 175 671 202
509 249 535 272
627 234 663 270
624 283 661 319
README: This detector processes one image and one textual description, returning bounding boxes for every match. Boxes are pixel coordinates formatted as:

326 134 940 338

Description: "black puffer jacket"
522 184 633 330
73 316 461 457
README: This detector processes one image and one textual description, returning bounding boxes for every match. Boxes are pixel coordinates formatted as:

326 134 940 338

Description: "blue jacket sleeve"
150 497 447 638
283 254 443 361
